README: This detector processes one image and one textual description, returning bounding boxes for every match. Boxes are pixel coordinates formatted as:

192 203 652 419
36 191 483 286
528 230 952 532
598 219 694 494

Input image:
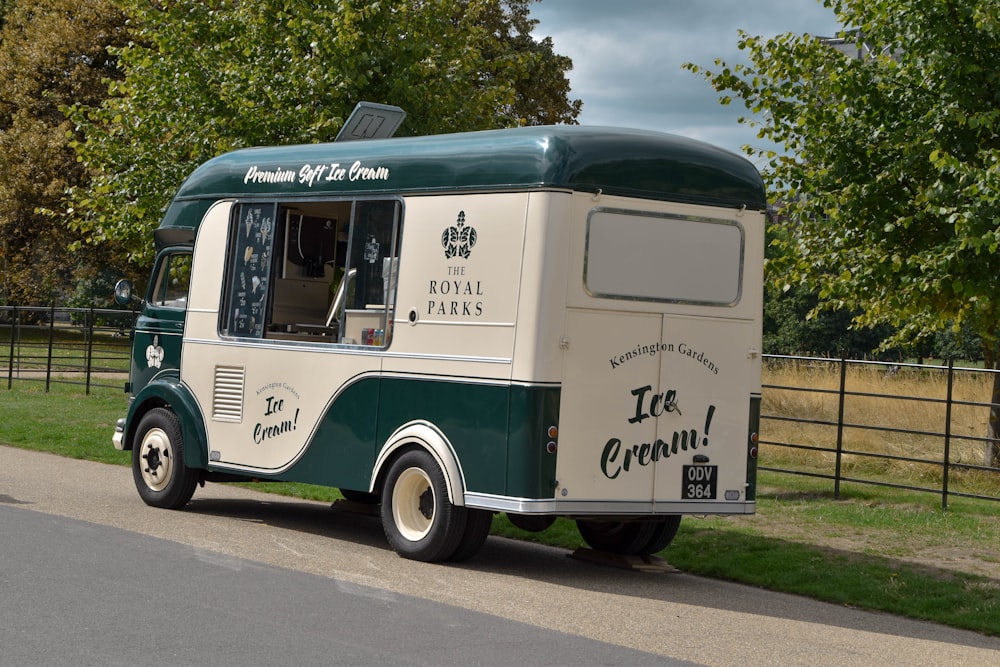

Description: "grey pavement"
0 503 681 666
2 445 998 666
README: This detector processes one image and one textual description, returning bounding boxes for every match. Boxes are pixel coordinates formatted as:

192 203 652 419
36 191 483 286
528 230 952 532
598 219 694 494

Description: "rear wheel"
380 449 466 562
576 519 656 555
448 508 493 562
131 408 198 509
639 516 682 555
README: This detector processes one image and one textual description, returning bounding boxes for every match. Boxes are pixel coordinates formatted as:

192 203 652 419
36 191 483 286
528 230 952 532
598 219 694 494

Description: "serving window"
220 198 401 345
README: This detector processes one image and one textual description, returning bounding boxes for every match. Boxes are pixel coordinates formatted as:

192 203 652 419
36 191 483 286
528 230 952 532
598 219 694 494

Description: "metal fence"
4 308 999 507
761 354 1000 508
1 305 136 394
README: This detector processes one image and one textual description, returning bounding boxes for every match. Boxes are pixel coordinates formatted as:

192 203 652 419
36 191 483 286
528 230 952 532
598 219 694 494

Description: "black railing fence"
761 354 1000 508
3 307 998 507
1 305 136 394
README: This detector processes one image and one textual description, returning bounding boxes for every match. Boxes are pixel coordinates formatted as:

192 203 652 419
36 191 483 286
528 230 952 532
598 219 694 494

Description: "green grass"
1 323 132 373
668 525 999 632
2 381 999 636
0 381 131 465
483 484 1000 635
663 503 1000 634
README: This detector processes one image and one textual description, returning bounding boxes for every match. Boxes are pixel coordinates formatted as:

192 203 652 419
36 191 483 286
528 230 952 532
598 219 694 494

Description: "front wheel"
380 449 467 562
131 408 198 509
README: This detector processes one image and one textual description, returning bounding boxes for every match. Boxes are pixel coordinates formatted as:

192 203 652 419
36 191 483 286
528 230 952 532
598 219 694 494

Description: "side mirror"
114 279 139 306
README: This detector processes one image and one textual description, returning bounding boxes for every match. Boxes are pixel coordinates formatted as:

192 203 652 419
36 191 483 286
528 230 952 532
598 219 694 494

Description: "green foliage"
67 0 581 268
0 0 130 305
65 265 130 312
763 284 897 358
763 211 898 357
933 321 984 362
686 0 1000 363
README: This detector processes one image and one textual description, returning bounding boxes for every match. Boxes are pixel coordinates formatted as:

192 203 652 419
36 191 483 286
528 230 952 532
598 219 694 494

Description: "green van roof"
160 125 765 238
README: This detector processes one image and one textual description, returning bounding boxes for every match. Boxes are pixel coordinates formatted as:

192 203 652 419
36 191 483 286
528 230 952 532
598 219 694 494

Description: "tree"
0 0 129 305
763 285 897 359
477 0 581 125
66 0 581 268
686 0 1000 467
763 204 897 359
0 1 12 30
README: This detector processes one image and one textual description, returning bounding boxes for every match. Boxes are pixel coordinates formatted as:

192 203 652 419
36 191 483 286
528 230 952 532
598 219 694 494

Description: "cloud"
531 0 841 154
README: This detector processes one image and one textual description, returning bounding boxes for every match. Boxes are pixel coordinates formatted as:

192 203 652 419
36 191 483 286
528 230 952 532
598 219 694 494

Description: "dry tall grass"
761 359 1000 497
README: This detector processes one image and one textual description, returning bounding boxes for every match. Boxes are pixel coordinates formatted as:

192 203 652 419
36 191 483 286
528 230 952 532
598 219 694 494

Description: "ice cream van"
112 122 765 562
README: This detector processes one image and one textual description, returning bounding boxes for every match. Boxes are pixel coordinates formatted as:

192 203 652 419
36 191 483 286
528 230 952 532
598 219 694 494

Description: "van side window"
340 200 400 343
221 199 401 345
150 251 192 309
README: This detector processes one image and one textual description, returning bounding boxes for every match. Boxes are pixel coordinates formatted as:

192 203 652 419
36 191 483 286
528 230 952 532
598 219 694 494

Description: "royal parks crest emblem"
441 211 477 259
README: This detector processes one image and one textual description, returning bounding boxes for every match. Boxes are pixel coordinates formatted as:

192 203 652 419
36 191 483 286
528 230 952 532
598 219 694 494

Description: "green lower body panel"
279 377 559 500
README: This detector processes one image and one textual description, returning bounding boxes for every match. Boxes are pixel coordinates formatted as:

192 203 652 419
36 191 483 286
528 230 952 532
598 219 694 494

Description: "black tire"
638 515 682 555
131 407 198 509
339 488 379 504
380 449 467 562
447 508 493 562
576 519 656 555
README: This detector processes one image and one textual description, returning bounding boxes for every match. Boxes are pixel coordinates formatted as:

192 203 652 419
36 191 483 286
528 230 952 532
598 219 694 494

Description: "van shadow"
183 494 1000 650
187 495 390 551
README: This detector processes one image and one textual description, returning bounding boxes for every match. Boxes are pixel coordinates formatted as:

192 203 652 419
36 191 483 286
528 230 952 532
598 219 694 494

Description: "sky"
530 0 842 156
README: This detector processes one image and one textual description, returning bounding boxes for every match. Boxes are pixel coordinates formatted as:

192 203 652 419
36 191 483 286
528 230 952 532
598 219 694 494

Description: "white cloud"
531 0 842 155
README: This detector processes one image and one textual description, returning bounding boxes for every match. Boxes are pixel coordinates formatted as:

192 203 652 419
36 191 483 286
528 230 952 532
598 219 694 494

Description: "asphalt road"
2 445 998 666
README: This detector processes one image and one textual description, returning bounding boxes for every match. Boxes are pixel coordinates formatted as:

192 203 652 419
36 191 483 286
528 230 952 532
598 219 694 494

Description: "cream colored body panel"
381 193 528 379
509 192 574 383
176 190 763 505
183 200 378 472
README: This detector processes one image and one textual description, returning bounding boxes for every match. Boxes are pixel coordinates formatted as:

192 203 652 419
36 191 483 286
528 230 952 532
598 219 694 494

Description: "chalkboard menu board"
228 203 276 337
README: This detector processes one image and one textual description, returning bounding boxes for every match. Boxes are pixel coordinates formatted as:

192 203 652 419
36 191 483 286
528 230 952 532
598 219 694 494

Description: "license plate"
681 465 718 500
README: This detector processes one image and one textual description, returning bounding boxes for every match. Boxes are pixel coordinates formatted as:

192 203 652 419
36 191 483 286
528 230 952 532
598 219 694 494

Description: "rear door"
558 309 661 504
652 314 755 505
554 201 757 510
556 311 754 508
